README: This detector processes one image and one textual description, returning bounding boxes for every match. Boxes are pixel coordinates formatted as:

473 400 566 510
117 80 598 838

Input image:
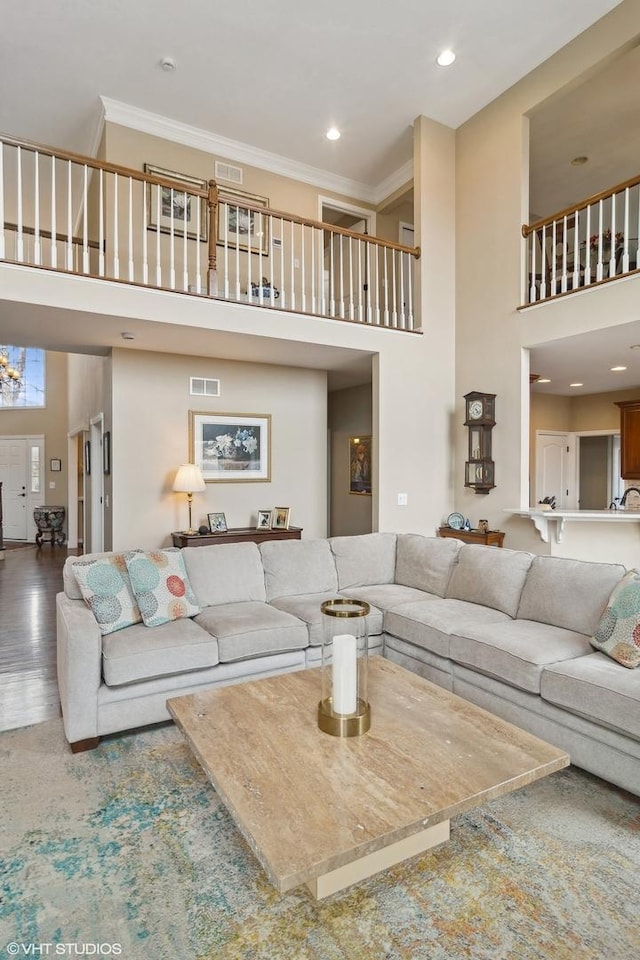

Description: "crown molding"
100 97 412 207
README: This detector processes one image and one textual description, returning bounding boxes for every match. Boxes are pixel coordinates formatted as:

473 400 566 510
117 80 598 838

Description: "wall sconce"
173 463 205 534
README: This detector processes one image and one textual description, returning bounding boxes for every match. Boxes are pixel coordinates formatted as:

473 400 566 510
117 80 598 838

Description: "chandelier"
0 351 21 387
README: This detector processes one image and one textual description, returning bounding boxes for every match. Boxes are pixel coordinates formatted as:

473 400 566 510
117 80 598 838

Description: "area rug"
1 720 639 960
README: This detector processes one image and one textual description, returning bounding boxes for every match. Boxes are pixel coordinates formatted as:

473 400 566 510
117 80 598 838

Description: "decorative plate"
447 512 465 530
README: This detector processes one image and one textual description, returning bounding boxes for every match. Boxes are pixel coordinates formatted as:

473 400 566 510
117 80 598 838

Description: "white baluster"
16 146 24 261
383 245 389 325
310 222 315 314
529 229 537 303
636 186 640 270
596 199 604 282
348 234 353 320
391 248 398 326
550 221 557 295
83 165 90 274
539 225 547 299
66 158 73 270
279 217 285 309
194 195 201 293
300 222 306 313
141 176 148 285
366 239 371 323
50 156 57 268
223 198 230 299
0 141 4 260
560 215 568 293
407 252 414 328
584 206 591 285
339 231 345 318
267 214 276 307
609 193 617 277
357 237 363 322
399 250 405 329
33 151 41 265
572 209 580 290
113 173 120 278
329 230 335 316
155 184 162 287
168 188 175 289
126 176 134 281
622 187 630 274
182 190 188 291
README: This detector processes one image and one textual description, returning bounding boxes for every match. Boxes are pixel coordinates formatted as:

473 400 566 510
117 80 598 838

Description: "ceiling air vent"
190 377 221 398
214 161 243 185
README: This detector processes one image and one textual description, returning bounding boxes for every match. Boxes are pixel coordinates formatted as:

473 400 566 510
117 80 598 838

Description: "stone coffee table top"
167 657 568 897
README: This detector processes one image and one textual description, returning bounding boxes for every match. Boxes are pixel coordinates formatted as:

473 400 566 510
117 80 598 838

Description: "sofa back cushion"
517 555 626 636
446 544 533 617
329 533 397 590
395 534 462 597
182 542 266 606
260 539 338 601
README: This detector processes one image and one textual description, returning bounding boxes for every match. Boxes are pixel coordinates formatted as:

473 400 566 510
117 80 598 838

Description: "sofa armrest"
56 592 102 746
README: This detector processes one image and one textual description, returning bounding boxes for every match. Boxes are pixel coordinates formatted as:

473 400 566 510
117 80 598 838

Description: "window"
31 445 41 494
0 346 45 408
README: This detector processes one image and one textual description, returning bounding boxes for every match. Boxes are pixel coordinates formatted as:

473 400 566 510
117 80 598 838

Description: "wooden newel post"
207 179 218 296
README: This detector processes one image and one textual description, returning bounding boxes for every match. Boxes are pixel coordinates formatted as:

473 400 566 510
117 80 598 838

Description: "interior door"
535 432 572 508
0 437 28 538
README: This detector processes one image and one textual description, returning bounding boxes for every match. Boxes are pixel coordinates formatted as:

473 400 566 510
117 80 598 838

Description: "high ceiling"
0 0 621 190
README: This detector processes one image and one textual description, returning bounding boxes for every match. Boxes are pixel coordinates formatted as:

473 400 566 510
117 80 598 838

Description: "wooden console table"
438 526 504 547
172 526 303 548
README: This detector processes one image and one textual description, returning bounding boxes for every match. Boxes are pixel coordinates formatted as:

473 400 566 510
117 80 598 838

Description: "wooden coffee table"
167 657 568 899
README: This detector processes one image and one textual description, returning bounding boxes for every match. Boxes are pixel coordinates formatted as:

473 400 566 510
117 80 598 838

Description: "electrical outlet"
398 493 408 506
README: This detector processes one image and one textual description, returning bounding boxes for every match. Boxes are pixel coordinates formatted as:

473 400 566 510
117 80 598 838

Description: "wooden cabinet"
172 526 303 548
438 526 504 547
616 401 640 479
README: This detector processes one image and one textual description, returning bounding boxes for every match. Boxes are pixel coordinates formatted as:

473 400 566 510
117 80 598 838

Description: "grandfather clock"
464 391 496 494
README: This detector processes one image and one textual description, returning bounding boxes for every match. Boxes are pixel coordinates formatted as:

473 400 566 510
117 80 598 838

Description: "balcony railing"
522 173 640 306
0 134 420 331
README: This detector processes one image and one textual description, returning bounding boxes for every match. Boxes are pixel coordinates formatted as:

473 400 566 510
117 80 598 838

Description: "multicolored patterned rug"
2 719 639 959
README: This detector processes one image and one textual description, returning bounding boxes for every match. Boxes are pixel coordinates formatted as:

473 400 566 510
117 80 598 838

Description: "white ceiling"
530 320 640 395
0 0 621 189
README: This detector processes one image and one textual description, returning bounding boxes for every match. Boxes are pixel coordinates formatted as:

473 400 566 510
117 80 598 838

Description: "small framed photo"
272 507 290 530
208 512 228 533
50 458 62 472
103 431 111 476
84 440 91 476
144 163 208 242
218 187 269 256
256 509 272 530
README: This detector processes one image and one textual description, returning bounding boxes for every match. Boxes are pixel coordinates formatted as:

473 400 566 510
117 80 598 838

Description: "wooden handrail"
522 169 640 237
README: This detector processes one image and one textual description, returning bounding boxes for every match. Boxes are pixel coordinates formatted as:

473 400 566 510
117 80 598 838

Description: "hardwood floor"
0 542 69 731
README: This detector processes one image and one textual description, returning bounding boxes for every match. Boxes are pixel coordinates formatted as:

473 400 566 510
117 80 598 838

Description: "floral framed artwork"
144 163 208 242
256 510 272 530
190 411 271 482
272 507 290 530
349 436 372 495
218 187 269 255
208 512 228 533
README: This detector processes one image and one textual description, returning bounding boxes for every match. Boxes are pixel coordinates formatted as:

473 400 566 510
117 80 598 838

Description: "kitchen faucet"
619 487 640 507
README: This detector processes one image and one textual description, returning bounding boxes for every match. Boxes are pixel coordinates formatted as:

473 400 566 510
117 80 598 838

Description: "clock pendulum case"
463 391 496 494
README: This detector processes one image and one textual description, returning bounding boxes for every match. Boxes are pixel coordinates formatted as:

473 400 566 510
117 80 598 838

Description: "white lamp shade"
173 463 206 493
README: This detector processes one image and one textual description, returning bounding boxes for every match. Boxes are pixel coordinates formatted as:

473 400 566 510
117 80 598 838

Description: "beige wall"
109 348 327 550
456 0 640 552
0 350 69 523
328 384 372 536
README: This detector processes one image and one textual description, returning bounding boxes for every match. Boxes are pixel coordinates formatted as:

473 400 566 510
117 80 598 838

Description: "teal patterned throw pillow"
72 554 142 635
125 548 201 627
591 569 640 668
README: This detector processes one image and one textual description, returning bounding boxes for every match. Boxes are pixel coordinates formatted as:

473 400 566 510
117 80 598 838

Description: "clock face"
468 399 484 420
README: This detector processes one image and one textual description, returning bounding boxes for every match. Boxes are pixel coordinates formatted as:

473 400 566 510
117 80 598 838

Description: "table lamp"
173 463 205 534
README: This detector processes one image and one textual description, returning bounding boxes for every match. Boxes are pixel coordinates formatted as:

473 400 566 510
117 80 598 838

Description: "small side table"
438 526 504 548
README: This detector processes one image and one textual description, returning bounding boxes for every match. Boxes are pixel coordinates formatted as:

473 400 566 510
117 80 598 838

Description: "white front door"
0 437 28 538
535 432 574 508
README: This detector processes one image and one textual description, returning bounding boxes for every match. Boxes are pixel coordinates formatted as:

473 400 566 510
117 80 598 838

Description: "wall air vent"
214 161 243 185
190 377 221 398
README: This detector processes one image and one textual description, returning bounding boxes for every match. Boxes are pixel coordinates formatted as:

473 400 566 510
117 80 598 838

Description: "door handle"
18 492 26 497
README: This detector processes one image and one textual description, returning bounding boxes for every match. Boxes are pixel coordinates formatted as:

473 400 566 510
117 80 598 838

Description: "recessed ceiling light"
121 332 136 341
611 365 627 371
326 127 341 141
160 56 176 72
630 344 640 350
570 156 588 166
570 382 583 387
537 378 551 384
436 49 456 67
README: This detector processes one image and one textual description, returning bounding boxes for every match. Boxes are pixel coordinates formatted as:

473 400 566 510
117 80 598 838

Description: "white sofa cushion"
385 598 510 659
517 555 626 636
446 545 533 618
329 532 397 590
450 619 592 694
339 583 432 613
395 534 462 597
182 542 266 606
270 593 383 645
194 602 308 662
260 538 338 601
102 617 218 686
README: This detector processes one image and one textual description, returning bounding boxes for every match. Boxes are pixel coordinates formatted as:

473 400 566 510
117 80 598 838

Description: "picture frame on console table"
190 411 271 483
272 507 290 530
256 509 272 530
208 512 228 533
144 163 208 242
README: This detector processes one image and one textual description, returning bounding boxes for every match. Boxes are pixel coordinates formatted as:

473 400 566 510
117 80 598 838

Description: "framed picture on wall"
103 431 111 476
144 163 208 242
349 436 372 495
50 458 62 472
84 440 91 476
190 411 271 482
217 187 269 256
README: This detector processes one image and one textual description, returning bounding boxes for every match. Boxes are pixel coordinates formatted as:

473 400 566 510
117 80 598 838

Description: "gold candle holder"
318 598 371 737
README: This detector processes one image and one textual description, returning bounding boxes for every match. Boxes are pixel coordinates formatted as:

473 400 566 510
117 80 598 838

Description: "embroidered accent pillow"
125 548 200 627
72 554 142 635
591 569 640 668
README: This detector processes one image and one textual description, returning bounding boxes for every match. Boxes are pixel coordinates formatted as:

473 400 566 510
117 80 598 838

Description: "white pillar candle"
332 633 357 715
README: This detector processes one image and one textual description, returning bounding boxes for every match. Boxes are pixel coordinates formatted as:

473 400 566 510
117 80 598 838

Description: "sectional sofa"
56 533 640 796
